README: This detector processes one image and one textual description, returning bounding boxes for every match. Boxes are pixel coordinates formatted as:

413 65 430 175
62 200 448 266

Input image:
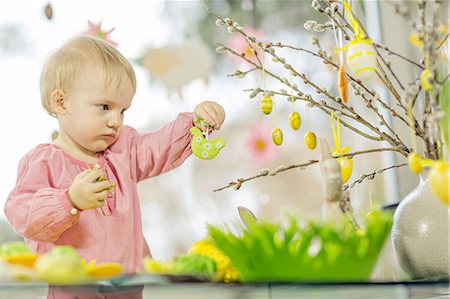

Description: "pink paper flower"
85 20 118 47
228 27 264 65
246 120 277 165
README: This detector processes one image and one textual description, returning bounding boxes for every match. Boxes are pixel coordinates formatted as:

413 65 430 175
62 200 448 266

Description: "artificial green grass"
208 210 392 282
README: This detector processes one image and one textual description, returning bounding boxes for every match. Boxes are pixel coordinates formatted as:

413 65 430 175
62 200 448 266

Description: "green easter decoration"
190 118 226 160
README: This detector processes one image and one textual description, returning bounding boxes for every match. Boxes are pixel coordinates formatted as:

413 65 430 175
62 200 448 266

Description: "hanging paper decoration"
44 3 53 20
271 128 283 146
190 124 226 160
331 17 349 103
260 96 273 114
330 111 353 184
85 20 118 47
304 131 317 150
142 39 214 99
337 1 377 81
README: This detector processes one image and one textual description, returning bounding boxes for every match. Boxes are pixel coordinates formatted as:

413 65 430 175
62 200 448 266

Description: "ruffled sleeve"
115 112 194 182
4 148 80 243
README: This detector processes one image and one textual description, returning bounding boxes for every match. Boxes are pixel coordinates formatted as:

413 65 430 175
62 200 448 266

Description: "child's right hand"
67 168 112 210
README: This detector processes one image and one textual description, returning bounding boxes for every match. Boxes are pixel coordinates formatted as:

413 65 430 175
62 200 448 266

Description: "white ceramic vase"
391 174 450 279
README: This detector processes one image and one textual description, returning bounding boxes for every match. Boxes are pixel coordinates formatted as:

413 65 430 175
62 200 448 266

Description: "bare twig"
214 148 404 192
343 163 408 191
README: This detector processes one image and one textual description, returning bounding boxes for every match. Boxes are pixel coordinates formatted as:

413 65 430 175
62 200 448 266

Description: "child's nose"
107 112 122 128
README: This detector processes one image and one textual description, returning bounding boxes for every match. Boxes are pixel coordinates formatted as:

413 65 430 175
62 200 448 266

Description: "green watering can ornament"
190 118 226 160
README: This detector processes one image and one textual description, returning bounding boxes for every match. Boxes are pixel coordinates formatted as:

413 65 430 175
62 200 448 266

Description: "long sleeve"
4 150 80 243
114 112 194 182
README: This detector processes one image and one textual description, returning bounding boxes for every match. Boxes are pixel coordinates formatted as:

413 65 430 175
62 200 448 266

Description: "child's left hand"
194 101 225 132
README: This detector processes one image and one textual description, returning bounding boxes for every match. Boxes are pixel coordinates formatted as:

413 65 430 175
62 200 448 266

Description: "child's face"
58 66 134 156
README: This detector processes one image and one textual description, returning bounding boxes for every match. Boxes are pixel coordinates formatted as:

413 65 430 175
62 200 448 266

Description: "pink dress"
4 112 194 275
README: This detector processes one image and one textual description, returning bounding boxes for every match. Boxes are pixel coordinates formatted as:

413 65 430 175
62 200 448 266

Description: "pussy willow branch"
374 44 424 69
264 90 386 142
325 0 425 70
391 2 419 31
272 43 411 129
207 0 412 148
437 33 449 49
375 51 405 90
311 1 416 124
375 67 402 107
214 147 404 192
261 45 410 153
325 2 407 102
343 163 407 191
221 42 409 153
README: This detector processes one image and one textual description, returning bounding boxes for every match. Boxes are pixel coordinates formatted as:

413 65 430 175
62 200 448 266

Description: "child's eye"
99 104 110 111
121 108 127 114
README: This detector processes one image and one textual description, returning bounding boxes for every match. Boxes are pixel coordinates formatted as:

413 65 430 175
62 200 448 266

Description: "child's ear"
49 89 67 115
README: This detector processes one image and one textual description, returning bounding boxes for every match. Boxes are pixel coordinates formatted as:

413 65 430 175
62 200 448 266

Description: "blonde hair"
40 35 136 117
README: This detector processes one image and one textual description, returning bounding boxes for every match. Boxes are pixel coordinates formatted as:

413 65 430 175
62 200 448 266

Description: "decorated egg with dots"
272 127 283 146
289 111 301 130
260 96 273 115
304 131 317 150
346 41 377 80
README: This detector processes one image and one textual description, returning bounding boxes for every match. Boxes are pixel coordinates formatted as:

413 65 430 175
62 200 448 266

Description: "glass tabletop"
1 276 449 299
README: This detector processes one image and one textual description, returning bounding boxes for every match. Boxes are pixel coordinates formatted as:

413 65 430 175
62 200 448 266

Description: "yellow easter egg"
407 152 423 173
346 41 377 80
304 131 317 150
260 96 273 115
336 157 353 184
429 161 450 205
289 111 301 130
272 127 283 146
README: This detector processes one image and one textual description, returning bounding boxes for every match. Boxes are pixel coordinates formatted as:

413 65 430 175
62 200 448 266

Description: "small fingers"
92 180 114 193
84 169 105 183
93 190 109 202
212 104 225 130
196 105 216 129
195 102 225 131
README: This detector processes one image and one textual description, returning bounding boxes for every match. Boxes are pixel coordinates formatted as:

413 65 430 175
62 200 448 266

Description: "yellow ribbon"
335 1 373 53
331 111 341 151
344 1 363 40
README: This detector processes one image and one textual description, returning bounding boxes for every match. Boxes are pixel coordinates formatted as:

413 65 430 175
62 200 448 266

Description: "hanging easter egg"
289 111 301 130
304 131 317 150
332 147 353 184
429 161 450 205
346 40 377 81
260 96 273 115
271 128 283 146
338 66 349 103
335 156 353 184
